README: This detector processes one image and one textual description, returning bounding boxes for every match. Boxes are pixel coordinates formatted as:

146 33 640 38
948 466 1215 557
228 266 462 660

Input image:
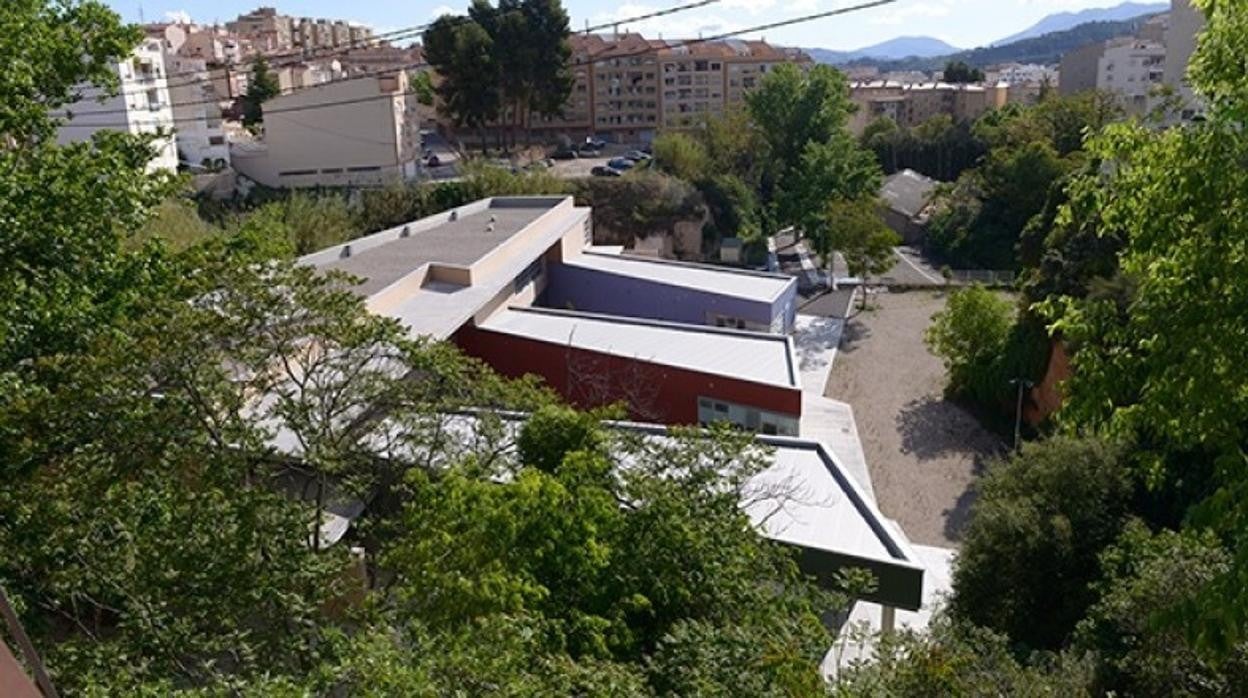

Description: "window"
346 165 382 172
208 135 225 145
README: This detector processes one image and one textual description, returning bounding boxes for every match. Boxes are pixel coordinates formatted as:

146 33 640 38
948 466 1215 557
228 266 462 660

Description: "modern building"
1058 41 1105 96
230 71 421 187
297 196 803 432
56 37 179 172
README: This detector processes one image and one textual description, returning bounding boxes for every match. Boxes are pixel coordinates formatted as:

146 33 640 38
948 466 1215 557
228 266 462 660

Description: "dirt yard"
825 290 1005 548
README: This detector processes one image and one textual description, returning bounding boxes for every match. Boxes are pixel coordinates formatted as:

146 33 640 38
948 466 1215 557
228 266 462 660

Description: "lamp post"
1010 378 1034 452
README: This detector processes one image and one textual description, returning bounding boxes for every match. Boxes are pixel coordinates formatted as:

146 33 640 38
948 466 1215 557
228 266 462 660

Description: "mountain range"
804 2 1167 65
990 1 1167 45
803 36 960 64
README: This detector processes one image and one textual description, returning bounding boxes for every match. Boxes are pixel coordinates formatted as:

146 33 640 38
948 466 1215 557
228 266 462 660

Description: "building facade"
848 81 1009 135
227 7 374 54
56 37 179 172
1098 38 1166 116
230 71 420 187
1163 0 1206 120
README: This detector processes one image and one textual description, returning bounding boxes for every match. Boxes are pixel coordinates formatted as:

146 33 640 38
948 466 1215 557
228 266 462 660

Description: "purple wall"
542 262 797 333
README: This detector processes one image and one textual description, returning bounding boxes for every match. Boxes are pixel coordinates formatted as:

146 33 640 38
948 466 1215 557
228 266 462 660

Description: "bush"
950 437 1133 650
571 172 705 241
651 131 710 182
698 174 760 242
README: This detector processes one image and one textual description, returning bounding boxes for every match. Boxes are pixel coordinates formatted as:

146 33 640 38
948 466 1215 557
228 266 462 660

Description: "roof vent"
486 222 495 232
490 214 498 223
449 209 458 221
340 244 351 258
400 225 410 238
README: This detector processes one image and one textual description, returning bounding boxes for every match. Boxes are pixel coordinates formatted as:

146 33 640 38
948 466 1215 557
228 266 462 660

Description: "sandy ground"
824 290 1005 547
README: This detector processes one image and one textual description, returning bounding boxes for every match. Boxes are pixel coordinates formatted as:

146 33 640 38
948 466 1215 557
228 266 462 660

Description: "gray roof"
880 169 938 219
318 204 549 297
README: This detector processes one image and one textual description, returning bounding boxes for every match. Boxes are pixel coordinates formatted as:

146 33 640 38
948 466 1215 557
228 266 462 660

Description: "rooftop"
566 251 795 303
319 205 548 296
881 169 939 218
480 307 800 389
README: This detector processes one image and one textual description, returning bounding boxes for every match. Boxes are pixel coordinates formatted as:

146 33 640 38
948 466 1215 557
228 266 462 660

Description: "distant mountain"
824 15 1155 74
991 2 1166 46
804 36 960 64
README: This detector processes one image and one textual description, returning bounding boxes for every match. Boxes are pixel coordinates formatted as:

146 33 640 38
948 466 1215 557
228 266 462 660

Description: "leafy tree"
943 60 985 84
241 56 280 127
950 437 1134 650
423 15 501 151
699 174 760 242
815 197 899 286
924 285 1014 399
411 69 436 106
833 617 1095 696
1074 521 1248 697
651 130 710 182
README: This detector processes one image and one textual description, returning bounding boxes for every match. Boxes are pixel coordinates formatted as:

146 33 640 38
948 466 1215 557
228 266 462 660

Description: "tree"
950 437 1134 650
423 15 501 151
943 60 985 84
819 198 899 281
651 131 710 182
411 69 435 106
1074 521 1248 696
924 285 1013 397
241 56 280 127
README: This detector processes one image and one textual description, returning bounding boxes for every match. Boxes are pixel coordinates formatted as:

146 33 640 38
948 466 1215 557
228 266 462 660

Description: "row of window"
278 165 383 177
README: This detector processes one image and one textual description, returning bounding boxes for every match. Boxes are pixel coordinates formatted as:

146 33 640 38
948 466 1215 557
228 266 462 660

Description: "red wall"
454 324 801 425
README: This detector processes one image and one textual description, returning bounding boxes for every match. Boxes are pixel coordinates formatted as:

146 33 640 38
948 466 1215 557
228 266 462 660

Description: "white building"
148 25 233 170
1097 38 1166 116
57 37 178 172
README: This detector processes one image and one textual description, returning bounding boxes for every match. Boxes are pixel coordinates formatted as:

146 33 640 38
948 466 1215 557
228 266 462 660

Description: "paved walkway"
793 313 845 395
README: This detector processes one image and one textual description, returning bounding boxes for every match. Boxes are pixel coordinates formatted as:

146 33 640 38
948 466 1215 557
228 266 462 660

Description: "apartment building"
501 33 810 142
1099 38 1166 116
230 71 421 187
56 37 179 172
227 7 375 54
847 81 1008 135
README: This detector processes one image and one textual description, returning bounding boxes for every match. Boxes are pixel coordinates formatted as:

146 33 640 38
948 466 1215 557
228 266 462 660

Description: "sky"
107 0 1133 51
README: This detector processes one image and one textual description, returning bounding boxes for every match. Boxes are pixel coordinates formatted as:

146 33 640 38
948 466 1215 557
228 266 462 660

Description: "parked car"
591 165 622 177
551 148 579 160
624 150 650 161
640 143 653 154
585 136 607 149
607 157 635 170
577 141 601 154
425 154 441 167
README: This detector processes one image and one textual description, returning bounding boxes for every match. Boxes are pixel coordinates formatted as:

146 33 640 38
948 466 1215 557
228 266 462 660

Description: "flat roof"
317 204 549 297
479 307 799 389
567 251 795 303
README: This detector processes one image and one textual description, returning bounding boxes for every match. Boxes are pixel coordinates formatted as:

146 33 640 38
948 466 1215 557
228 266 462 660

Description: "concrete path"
793 313 845 396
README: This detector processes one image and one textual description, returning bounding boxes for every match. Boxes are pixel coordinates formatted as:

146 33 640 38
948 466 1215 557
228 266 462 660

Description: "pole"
1011 378 1033 452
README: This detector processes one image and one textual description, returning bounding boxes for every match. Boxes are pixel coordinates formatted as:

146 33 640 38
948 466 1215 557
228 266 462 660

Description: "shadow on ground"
896 396 1002 461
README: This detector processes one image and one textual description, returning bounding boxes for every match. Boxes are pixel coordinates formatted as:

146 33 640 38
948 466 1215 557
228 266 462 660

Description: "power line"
57 0 900 130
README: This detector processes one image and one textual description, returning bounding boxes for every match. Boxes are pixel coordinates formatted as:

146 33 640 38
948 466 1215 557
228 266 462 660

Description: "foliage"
410 69 435 106
133 197 223 251
699 174 761 242
241 56 279 127
425 0 572 150
943 60 984 83
651 131 710 182
817 198 899 279
863 114 986 181
924 285 1014 400
571 171 704 240
1074 521 1248 697
834 616 1096 697
950 437 1134 650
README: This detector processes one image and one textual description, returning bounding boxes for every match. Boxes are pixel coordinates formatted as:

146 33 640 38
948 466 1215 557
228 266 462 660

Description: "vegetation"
241 56 279 127
942 60 984 84
423 0 573 151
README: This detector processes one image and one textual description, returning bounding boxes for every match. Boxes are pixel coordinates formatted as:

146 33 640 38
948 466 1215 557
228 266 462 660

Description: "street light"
1010 378 1035 452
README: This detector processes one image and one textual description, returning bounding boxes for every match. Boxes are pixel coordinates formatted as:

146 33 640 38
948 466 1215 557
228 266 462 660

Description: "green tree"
1074 521 1248 697
423 15 501 151
950 437 1133 650
411 69 435 106
943 60 985 84
924 285 1014 399
819 198 900 281
241 56 280 127
651 130 710 182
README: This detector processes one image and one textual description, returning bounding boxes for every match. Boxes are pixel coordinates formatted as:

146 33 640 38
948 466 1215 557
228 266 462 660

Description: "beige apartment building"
847 81 1008 135
231 71 421 188
227 7 374 54
491 33 810 143
1164 0 1205 119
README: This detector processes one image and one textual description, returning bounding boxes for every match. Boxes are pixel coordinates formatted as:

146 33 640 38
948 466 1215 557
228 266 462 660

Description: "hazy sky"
106 0 1140 51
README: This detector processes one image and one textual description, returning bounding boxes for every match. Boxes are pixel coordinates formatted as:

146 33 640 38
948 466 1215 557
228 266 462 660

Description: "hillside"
992 1 1166 45
829 15 1157 73
805 36 961 64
